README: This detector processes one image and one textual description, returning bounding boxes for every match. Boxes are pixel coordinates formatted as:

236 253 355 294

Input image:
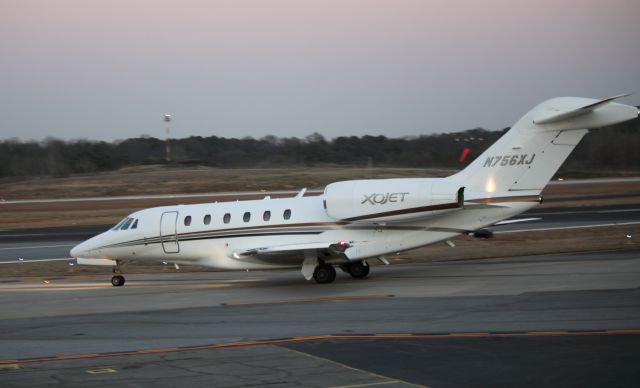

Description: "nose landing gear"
111 275 125 287
111 262 126 287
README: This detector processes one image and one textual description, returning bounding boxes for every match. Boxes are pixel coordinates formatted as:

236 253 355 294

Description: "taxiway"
1 249 639 386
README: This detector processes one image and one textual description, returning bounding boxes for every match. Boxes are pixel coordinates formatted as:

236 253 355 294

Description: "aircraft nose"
70 241 89 258
70 244 82 258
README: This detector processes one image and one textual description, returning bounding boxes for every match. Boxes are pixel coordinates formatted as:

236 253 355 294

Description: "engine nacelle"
323 178 463 222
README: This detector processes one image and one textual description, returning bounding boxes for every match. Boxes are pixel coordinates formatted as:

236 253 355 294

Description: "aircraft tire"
313 264 336 284
111 275 125 287
347 261 370 278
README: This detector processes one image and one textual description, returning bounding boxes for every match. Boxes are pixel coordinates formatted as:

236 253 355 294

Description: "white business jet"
71 95 638 286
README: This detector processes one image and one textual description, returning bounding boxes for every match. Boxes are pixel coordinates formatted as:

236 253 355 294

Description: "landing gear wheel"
346 261 370 278
313 264 336 284
111 275 125 287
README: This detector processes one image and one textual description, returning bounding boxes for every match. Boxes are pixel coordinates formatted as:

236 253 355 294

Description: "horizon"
1 126 501 143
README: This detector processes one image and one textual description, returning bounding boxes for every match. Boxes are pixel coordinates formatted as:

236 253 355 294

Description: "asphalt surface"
1 201 640 386
1 204 639 264
0 225 106 263
1 249 640 386
494 203 640 232
285 334 640 388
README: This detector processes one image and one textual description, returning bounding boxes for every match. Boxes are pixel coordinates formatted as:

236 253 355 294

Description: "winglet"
534 93 631 125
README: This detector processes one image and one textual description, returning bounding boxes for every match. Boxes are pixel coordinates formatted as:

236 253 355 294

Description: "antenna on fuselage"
295 188 307 198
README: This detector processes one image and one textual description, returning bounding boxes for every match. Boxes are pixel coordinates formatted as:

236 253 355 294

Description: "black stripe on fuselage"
343 202 460 221
97 225 472 250
98 222 347 249
99 230 323 249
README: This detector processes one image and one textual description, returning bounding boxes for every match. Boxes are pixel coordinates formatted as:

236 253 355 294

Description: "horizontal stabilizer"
533 93 631 125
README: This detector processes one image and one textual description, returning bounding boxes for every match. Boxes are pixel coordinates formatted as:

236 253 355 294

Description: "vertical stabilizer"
449 95 637 194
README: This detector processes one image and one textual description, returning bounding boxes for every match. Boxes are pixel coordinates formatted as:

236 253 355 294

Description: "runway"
1 249 639 386
1 203 639 264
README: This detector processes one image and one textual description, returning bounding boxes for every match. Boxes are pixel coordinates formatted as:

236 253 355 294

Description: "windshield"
111 217 139 231
111 218 128 230
120 218 134 230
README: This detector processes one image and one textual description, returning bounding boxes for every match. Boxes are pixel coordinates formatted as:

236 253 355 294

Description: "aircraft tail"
449 95 638 194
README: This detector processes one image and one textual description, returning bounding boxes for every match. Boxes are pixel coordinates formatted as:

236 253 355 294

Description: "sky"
1 0 639 141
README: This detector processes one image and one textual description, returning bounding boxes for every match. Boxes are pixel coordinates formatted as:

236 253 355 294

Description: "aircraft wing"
494 217 541 226
0 257 73 264
231 241 350 259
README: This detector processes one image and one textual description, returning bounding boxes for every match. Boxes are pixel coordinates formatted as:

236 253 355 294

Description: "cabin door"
160 211 180 254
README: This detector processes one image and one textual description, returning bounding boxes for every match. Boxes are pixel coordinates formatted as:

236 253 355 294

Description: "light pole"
164 114 171 163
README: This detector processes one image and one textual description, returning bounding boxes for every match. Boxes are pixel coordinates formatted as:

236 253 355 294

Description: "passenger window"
184 216 192 226
121 218 133 230
131 219 138 229
263 210 271 221
204 214 211 225
283 209 291 220
243 212 251 222
223 213 231 224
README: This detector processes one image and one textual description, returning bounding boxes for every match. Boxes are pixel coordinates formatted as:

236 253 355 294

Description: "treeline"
0 117 638 178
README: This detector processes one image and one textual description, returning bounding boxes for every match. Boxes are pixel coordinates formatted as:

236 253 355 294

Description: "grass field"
0 165 454 200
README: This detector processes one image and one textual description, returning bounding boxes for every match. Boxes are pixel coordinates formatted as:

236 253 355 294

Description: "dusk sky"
1 0 639 141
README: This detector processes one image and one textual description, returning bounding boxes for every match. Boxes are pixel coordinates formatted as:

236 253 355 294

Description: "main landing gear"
343 261 370 279
313 264 336 284
301 252 374 284
312 261 371 284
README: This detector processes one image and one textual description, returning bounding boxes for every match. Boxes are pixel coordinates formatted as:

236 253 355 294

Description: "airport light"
164 114 172 163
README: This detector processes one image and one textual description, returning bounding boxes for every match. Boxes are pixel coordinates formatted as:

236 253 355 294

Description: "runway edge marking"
2 329 639 366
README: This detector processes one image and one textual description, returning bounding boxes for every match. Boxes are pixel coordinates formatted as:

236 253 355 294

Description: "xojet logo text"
361 192 409 205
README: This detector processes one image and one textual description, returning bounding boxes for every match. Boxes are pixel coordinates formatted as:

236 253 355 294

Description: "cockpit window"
120 218 134 230
112 218 127 230
112 217 140 231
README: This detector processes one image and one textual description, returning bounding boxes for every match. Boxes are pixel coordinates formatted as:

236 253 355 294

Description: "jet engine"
323 178 464 222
